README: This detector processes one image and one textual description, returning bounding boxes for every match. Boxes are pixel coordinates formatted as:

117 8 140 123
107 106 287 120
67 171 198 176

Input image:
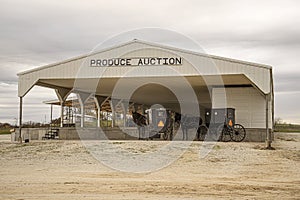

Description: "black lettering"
126 59 131 65
114 58 120 66
176 57 182 65
144 58 150 65
108 59 114 66
150 58 156 65
89 57 178 67
169 58 175 65
138 58 143 66
157 57 162 65
119 59 125 65
102 59 107 66
163 58 168 65
90 60 96 66
97 60 101 66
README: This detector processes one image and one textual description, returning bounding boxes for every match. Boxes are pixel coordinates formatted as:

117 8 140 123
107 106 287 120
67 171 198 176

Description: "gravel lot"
0 132 299 200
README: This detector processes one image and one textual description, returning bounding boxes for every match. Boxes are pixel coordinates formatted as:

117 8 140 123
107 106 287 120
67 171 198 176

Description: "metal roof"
17 39 271 76
17 39 273 98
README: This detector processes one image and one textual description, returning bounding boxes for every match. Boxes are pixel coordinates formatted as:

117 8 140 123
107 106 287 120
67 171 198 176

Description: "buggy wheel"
162 128 173 141
197 125 208 141
231 124 246 142
162 132 168 140
169 132 173 141
168 128 173 141
220 126 233 142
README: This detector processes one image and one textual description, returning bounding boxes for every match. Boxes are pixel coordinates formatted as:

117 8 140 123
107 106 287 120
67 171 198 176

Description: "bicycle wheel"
231 124 246 142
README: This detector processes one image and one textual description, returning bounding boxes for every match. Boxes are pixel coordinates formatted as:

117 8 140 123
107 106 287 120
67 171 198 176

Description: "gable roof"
18 39 271 76
17 39 274 98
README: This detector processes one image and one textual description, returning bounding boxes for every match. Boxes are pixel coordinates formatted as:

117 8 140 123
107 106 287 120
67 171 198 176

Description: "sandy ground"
0 133 299 200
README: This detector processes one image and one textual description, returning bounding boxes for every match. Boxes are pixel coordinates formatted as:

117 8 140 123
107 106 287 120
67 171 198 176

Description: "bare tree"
275 117 283 125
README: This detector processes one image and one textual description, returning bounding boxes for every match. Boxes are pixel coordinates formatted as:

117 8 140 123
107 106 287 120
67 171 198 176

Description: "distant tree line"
0 123 13 129
0 117 61 129
274 117 300 132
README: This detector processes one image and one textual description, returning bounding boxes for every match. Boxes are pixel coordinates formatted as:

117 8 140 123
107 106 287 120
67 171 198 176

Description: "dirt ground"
0 132 299 200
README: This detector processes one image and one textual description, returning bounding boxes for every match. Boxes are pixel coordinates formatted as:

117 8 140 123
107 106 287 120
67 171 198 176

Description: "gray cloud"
0 82 59 124
274 73 300 93
0 0 299 123
275 92 300 124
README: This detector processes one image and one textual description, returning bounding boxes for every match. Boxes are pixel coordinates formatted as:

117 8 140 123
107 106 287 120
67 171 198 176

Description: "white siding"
212 87 271 128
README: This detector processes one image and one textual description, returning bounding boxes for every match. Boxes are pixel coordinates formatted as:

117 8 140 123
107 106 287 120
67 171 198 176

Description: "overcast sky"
0 0 299 124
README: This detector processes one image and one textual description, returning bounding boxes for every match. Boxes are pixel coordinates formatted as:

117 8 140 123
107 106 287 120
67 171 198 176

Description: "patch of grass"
275 129 300 133
274 124 300 133
13 143 30 148
100 120 112 127
112 141 124 145
253 145 264 150
213 145 221 150
276 136 297 142
138 148 148 153
64 181 79 185
0 128 11 135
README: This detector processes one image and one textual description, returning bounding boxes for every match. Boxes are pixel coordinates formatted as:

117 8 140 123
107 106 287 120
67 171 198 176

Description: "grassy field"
0 128 11 135
274 124 300 133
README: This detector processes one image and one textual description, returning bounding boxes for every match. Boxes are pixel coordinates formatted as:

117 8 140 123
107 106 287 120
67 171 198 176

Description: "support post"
50 104 53 127
18 97 23 143
68 107 71 125
94 96 109 128
110 99 121 127
55 88 72 128
265 94 273 149
110 101 115 128
106 112 109 127
110 99 122 128
77 92 91 128
121 102 129 127
97 109 101 128
81 106 85 128
60 102 64 127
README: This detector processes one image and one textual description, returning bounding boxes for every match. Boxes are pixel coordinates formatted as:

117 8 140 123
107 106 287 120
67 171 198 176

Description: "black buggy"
132 107 246 142
146 108 177 141
132 108 176 140
197 108 246 142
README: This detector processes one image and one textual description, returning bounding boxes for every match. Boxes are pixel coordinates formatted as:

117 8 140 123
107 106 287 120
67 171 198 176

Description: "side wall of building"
212 87 272 129
212 87 273 142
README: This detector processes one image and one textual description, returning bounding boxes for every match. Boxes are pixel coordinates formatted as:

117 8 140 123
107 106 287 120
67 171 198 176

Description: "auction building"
15 40 274 143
